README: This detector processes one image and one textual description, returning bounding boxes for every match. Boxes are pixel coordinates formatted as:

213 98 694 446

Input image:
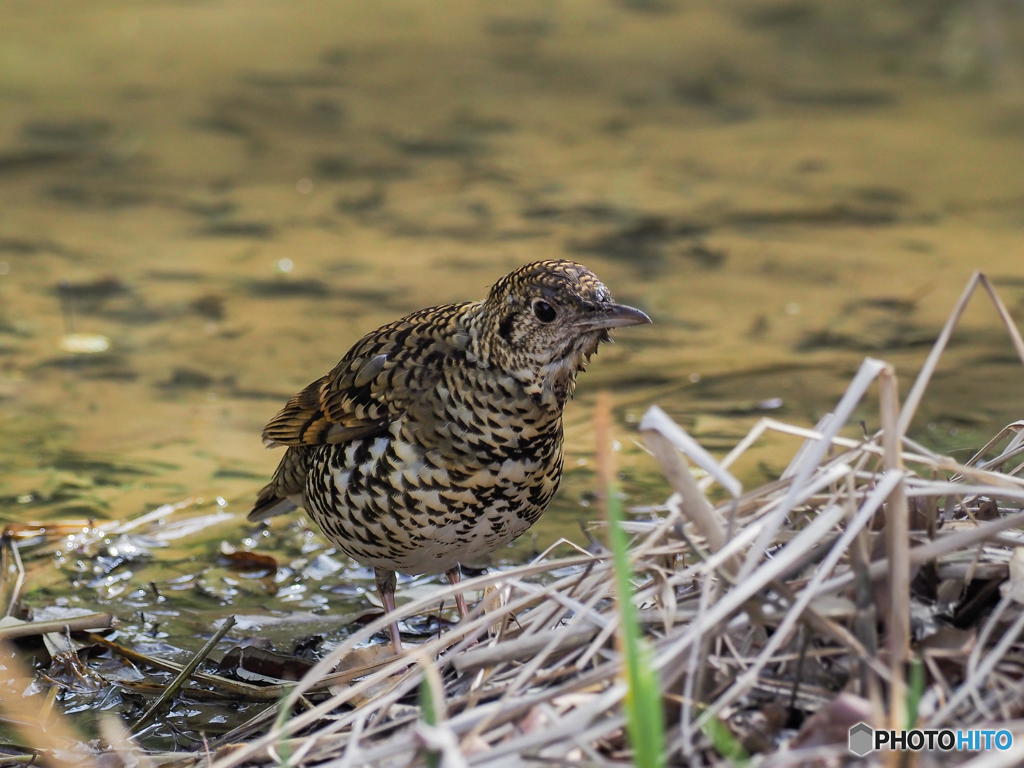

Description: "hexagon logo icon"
848 722 874 757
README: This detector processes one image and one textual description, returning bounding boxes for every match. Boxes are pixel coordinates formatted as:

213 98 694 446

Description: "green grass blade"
607 483 666 768
418 658 442 768
905 655 924 730
702 714 749 766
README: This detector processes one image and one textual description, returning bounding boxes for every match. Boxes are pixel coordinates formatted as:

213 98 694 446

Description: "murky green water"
1 0 1024 749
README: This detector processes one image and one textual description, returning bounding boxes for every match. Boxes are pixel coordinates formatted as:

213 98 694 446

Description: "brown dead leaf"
218 645 315 683
325 643 401 703
732 703 787 755
516 705 553 736
791 693 874 750
922 625 976 659
218 542 278 576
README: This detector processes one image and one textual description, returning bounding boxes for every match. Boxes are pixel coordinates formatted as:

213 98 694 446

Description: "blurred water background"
4 0 1024 531
1 4 1024 735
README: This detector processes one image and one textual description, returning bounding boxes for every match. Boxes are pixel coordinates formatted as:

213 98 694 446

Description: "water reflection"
1 0 1023 606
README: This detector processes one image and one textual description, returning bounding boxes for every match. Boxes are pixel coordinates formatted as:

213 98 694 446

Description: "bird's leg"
445 565 469 620
374 568 403 654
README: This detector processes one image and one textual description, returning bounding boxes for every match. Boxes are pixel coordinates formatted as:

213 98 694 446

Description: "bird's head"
473 259 651 406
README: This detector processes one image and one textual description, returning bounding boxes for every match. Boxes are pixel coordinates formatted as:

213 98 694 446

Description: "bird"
248 259 650 653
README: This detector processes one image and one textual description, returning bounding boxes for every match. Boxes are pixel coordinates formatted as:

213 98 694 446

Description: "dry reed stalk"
640 406 738 574
1 533 25 618
0 613 116 641
695 471 903 729
739 357 889 581
899 272 1024 436
209 554 610 768
0 639 101 768
100 714 156 768
878 364 911 735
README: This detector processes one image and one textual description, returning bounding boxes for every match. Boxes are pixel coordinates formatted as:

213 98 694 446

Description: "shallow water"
1 0 1024 746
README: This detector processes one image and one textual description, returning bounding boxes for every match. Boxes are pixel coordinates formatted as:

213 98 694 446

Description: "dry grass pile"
2 271 1024 767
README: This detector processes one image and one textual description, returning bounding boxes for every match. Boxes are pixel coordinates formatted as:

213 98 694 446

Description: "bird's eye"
533 300 557 323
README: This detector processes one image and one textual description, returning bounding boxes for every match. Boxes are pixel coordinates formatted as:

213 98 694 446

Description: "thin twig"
131 616 237 734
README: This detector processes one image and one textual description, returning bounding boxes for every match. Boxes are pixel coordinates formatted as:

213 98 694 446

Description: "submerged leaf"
218 543 278 576
218 645 314 683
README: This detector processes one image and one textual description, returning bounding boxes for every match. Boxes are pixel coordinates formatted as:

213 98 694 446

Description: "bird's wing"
260 303 472 448
248 445 308 521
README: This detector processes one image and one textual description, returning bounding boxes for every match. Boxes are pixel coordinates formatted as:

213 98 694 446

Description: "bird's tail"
247 446 309 522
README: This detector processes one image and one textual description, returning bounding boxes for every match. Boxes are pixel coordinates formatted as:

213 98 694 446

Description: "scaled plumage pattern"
249 259 650 651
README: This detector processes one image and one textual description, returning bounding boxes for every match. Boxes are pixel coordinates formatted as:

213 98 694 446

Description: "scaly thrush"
249 259 650 652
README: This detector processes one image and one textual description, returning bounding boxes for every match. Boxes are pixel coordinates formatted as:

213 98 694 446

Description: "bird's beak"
577 303 652 331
